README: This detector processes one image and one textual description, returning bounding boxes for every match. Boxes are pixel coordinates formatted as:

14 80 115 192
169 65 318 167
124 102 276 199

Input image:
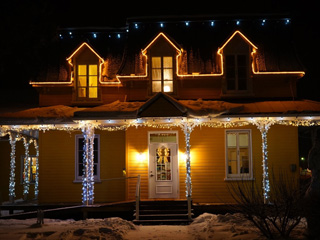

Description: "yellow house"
0 16 319 223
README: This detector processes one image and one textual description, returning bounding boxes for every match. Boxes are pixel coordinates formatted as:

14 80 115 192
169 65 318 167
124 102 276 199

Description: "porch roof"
1 97 320 125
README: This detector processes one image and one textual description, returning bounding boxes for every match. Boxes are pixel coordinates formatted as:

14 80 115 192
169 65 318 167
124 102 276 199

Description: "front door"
148 132 179 199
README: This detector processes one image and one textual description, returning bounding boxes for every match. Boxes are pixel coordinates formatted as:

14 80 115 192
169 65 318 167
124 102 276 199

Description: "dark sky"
0 0 318 105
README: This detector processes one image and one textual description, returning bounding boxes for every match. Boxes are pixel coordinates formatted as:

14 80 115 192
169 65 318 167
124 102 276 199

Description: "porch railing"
100 175 141 220
135 175 141 220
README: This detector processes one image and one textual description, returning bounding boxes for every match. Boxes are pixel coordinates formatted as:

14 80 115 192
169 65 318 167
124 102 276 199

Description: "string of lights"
2 116 320 204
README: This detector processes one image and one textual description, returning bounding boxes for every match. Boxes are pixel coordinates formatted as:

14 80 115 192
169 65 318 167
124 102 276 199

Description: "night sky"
0 0 318 107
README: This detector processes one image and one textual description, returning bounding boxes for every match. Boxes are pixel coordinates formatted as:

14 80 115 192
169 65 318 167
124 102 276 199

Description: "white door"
149 142 179 199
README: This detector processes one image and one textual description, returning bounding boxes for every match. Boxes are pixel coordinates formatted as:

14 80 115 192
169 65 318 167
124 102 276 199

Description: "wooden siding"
125 125 299 204
38 130 126 204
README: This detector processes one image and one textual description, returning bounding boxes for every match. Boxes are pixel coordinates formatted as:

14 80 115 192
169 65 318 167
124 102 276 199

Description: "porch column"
23 137 30 201
8 132 17 203
81 123 95 205
180 120 197 220
33 139 39 199
254 120 274 204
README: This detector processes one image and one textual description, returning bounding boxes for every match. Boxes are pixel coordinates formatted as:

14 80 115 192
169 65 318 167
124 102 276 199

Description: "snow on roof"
1 99 320 125
0 105 81 124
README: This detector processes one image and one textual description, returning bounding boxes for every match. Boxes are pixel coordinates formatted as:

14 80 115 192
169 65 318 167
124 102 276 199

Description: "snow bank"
0 217 135 240
0 213 307 240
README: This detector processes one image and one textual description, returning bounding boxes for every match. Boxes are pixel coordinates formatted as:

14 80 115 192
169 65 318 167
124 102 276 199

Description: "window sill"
224 177 255 181
73 179 101 183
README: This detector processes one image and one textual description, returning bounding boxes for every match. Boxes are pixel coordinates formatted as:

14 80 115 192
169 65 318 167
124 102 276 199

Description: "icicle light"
81 123 95 205
33 139 39 199
23 137 30 198
254 120 274 204
8 132 17 202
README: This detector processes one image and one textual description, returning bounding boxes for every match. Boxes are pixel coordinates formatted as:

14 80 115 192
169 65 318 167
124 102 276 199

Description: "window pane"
79 163 83 176
163 69 173 80
227 133 236 147
89 87 98 98
150 133 177 143
240 152 249 173
78 88 86 98
89 76 98 87
93 151 98 163
163 81 173 93
152 69 161 80
237 55 246 66
77 136 99 178
239 133 249 147
94 138 98 150
152 57 161 68
78 65 87 75
152 81 161 92
78 76 87 87
226 56 236 90
163 57 172 68
238 67 247 90
228 149 238 174
89 65 97 75
156 147 172 181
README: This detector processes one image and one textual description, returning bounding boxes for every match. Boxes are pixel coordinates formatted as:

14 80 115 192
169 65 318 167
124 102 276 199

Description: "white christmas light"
8 132 17 202
81 123 95 205
33 139 39 199
23 137 30 199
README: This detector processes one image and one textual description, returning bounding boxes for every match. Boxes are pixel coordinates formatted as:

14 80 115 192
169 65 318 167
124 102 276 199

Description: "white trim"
75 134 100 182
224 129 253 180
148 131 179 145
148 131 179 198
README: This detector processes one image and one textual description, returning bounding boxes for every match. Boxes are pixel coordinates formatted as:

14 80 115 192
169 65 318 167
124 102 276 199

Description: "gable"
219 31 258 54
142 32 181 56
138 93 187 118
67 42 104 65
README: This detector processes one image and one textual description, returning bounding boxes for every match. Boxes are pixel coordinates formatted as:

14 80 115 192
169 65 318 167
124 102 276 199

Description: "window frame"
74 134 100 182
150 56 175 94
75 63 100 101
224 129 253 180
21 155 38 184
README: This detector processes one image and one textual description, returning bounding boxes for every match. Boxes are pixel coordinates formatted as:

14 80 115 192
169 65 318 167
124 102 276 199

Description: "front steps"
133 200 193 225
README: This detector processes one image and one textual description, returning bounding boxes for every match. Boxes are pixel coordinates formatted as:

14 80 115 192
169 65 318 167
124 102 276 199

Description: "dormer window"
66 42 104 104
151 56 173 93
219 31 258 96
77 64 98 99
225 54 248 91
142 32 181 96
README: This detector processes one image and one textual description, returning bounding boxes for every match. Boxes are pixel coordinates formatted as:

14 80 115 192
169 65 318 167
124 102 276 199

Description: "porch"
1 93 320 218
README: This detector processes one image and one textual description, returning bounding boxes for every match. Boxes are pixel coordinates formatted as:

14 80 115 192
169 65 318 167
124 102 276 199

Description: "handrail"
100 175 141 220
135 175 141 220
100 176 138 182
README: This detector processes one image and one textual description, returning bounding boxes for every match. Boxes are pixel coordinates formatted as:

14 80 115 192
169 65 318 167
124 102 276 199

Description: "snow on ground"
0 213 308 240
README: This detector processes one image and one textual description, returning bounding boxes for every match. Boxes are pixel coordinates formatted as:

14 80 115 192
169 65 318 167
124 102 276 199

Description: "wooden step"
134 200 193 225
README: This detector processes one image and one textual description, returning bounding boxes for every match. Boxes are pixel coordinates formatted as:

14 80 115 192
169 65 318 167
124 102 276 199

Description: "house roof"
32 15 305 83
2 94 320 125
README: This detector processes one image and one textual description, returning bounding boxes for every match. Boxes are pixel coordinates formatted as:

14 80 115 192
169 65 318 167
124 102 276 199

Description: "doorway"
148 132 179 199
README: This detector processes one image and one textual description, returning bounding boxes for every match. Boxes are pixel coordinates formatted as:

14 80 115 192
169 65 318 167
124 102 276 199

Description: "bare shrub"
228 171 304 239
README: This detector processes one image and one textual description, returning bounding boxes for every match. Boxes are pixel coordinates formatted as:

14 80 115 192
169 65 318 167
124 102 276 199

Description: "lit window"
226 130 252 179
225 55 248 91
21 156 37 184
77 64 99 100
151 56 173 93
75 135 100 181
